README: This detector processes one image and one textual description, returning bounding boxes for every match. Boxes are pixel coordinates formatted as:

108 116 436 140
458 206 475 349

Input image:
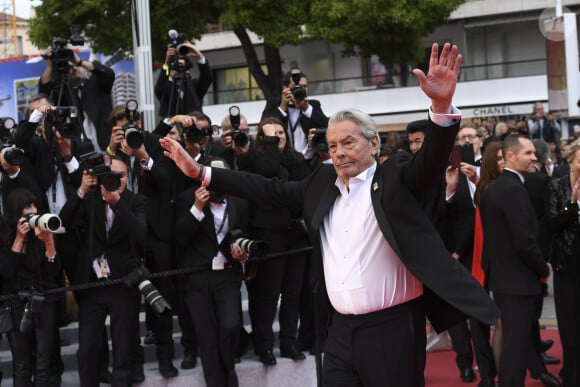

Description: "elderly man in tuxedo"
160 43 499 387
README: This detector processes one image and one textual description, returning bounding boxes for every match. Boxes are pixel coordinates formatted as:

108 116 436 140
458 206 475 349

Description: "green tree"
28 0 463 99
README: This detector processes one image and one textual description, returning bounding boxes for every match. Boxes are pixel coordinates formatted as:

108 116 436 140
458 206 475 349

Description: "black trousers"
553 268 580 386
494 292 542 387
323 298 426 387
76 284 140 387
469 317 497 381
247 227 307 352
8 300 59 387
183 268 241 387
448 319 474 371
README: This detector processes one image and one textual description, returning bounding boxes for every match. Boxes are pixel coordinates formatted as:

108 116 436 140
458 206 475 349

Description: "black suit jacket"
59 189 147 285
525 168 551 258
261 98 329 139
39 60 115 151
174 189 249 289
482 170 550 296
206 119 499 331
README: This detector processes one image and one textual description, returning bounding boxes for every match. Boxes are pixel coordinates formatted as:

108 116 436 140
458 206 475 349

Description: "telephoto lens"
26 213 62 233
138 280 172 314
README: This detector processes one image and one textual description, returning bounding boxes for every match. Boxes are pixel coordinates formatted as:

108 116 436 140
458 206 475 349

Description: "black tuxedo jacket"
482 170 550 296
174 189 249 289
59 189 147 285
524 168 551 258
39 61 115 151
206 119 499 331
261 98 329 138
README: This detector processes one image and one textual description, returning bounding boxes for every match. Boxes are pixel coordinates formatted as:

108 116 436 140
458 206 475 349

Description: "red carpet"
425 329 562 386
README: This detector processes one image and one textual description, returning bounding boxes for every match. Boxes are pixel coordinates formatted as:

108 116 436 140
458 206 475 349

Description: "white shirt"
278 104 315 159
320 163 423 315
191 198 229 269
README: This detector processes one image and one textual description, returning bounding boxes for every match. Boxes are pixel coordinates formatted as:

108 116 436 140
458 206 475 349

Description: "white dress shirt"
320 163 423 315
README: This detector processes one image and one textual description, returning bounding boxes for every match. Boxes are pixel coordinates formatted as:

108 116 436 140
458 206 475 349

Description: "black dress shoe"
280 346 306 361
460 368 475 383
258 349 277 366
538 371 562 387
181 353 197 369
130 363 145 384
477 379 496 387
295 340 314 353
143 330 157 346
159 361 179 378
540 339 554 352
99 368 113 384
541 352 561 365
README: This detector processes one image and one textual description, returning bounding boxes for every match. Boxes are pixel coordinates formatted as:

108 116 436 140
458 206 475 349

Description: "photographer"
211 112 253 170
237 117 311 365
261 70 328 163
39 43 115 153
174 161 250 387
58 156 146 387
0 188 62 387
155 41 213 117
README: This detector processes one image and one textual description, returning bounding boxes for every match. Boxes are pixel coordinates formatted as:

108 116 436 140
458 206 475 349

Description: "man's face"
166 126 181 141
506 138 537 175
327 119 378 184
408 131 425 155
110 158 128 194
456 127 482 157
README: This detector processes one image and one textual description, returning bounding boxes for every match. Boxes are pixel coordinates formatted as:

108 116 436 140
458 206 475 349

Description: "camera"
290 68 307 103
228 229 268 257
183 123 214 144
46 24 85 77
124 266 171 315
0 116 24 166
167 29 193 73
79 151 123 192
311 128 328 153
226 106 249 147
45 106 77 139
121 100 143 149
18 291 45 334
26 213 62 233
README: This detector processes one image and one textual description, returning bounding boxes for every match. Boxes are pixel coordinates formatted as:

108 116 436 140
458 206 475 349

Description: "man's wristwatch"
140 157 151 171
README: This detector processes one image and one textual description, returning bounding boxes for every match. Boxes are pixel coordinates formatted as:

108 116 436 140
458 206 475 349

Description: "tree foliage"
28 0 464 98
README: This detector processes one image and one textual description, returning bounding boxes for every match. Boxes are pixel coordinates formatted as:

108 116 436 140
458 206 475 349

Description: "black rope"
0 246 313 302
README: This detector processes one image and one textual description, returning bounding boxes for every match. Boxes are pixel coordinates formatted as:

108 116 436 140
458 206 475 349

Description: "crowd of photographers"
0 28 335 387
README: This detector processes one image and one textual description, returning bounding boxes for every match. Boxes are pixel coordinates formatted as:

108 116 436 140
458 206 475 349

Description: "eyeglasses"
456 134 480 142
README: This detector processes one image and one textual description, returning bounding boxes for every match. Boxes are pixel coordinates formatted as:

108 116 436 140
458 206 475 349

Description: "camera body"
290 68 307 103
79 151 123 192
124 266 171 315
311 128 328 153
184 124 214 144
121 100 143 149
0 116 24 166
47 24 85 77
227 105 249 147
45 106 76 140
26 213 62 233
167 29 193 73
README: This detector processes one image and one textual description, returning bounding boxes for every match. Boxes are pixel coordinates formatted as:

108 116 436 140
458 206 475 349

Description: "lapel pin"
373 182 378 192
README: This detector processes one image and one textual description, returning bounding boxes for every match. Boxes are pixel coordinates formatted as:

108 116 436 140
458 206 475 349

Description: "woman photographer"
0 188 62 386
238 116 311 365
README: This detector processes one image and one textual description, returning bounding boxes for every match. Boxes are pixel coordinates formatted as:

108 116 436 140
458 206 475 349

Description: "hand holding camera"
78 170 98 197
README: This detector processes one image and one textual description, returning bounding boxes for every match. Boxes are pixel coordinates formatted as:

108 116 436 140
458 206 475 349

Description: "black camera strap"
288 108 301 147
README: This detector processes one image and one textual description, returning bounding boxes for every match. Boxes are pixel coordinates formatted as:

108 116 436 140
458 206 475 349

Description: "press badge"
212 256 225 271
93 257 111 279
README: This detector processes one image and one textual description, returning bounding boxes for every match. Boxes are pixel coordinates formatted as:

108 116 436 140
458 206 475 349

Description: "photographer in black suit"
261 70 328 163
39 45 115 152
59 156 146 387
175 160 250 387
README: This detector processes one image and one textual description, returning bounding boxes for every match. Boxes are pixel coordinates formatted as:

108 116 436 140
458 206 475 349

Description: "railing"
204 58 548 106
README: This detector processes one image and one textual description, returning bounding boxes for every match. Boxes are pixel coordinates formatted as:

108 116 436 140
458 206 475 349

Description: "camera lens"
138 280 172 314
124 127 144 149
